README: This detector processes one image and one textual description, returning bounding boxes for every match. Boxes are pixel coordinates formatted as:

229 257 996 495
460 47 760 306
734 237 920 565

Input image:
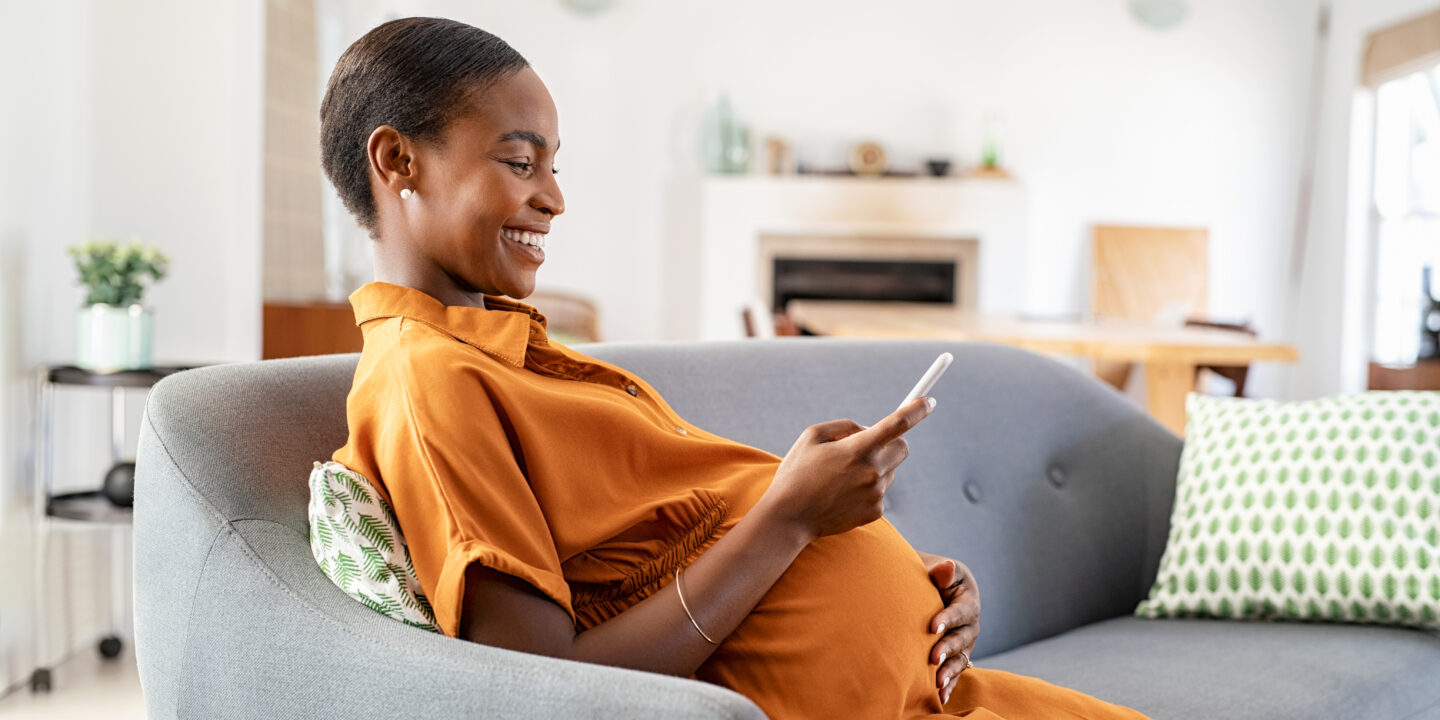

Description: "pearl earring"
400 188 414 200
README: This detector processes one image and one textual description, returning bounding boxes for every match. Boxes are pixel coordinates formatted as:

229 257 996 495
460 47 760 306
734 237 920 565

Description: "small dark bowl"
925 159 952 177
103 461 136 507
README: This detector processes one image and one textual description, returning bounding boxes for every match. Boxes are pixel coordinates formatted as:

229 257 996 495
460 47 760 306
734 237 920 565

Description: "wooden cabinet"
262 302 363 359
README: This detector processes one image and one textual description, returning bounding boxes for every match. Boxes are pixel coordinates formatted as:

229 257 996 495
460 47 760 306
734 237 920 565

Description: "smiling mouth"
501 227 547 249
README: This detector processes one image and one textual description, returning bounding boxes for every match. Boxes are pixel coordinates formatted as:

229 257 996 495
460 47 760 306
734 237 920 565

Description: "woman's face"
404 67 564 302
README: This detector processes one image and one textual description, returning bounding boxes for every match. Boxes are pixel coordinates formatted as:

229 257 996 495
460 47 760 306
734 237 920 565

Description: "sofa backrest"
583 339 1182 656
134 339 1180 716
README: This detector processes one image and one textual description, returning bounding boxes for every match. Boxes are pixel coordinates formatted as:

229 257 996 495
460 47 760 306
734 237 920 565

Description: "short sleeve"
383 340 573 637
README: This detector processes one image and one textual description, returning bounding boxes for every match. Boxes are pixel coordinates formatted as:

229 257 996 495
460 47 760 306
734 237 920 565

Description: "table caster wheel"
30 668 52 692
99 636 123 659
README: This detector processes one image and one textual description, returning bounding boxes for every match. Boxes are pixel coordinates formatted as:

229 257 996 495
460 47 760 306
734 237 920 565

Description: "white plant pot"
76 304 154 372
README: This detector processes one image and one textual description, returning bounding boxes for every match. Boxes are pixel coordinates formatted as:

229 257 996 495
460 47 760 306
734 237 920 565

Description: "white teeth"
502 228 546 249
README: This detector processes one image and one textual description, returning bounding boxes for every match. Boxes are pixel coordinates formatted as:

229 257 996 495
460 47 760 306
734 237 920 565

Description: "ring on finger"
959 651 974 670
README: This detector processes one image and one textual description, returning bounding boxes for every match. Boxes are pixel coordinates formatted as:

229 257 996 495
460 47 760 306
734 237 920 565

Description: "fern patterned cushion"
1136 391 1440 627
307 461 439 632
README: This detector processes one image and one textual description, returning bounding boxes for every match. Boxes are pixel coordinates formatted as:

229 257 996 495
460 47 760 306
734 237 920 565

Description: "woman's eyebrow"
495 129 557 151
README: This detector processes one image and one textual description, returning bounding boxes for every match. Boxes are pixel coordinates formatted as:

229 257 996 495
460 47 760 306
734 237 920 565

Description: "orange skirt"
939 667 1152 719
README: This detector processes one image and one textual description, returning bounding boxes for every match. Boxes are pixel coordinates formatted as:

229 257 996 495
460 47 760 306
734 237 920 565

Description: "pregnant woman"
324 17 1148 719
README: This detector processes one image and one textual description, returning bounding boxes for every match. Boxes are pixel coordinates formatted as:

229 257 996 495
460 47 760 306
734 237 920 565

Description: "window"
1371 65 1440 365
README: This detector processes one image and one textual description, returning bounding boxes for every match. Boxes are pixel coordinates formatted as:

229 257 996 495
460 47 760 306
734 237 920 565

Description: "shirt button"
625 384 639 396
676 426 688 435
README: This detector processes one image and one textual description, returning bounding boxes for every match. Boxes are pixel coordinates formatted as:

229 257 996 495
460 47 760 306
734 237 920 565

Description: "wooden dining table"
785 300 1300 436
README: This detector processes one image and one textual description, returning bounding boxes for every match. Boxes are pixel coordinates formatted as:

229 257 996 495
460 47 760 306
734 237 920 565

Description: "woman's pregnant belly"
696 519 946 719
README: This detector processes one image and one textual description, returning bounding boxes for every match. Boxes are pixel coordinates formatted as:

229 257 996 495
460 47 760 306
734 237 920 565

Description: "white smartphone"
898 352 953 411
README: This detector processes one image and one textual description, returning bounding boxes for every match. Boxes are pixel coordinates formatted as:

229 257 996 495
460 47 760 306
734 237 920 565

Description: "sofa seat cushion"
980 616 1440 720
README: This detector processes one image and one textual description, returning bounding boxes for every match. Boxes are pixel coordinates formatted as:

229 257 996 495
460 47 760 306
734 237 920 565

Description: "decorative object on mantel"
702 93 750 174
972 113 1011 179
763 137 796 175
69 239 169 372
848 141 888 177
925 158 953 177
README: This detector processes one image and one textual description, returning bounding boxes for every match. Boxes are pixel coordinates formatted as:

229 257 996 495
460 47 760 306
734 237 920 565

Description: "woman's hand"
919 551 981 705
759 398 935 542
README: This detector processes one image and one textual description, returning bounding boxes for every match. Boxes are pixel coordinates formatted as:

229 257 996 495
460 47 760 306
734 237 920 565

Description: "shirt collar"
349 281 547 368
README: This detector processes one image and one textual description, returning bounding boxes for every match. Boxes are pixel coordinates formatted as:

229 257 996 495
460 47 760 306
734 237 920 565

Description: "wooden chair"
527 290 601 344
1369 360 1440 390
1091 225 1255 397
741 299 801 338
1183 318 1258 397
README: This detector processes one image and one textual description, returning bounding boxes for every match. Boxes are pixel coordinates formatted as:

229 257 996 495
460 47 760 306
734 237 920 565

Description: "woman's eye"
500 159 556 176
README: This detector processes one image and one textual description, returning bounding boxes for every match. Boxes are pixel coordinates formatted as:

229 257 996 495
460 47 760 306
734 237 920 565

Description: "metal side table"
30 365 193 692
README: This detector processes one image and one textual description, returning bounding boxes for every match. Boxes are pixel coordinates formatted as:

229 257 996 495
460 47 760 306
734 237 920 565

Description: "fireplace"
771 258 956 308
757 233 979 314
691 176 1026 340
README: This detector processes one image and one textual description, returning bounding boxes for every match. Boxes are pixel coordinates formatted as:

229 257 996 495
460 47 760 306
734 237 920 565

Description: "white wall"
13 1 264 375
0 0 264 691
0 0 90 691
322 0 1323 399
0 0 1395 693
85 0 265 365
1291 0 1440 400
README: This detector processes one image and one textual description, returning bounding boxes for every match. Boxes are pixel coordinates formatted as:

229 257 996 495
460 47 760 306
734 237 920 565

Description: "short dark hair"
319 17 529 234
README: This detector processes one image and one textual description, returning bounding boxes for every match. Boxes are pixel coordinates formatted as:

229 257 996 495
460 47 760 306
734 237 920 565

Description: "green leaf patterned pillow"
1136 391 1440 627
307 461 439 633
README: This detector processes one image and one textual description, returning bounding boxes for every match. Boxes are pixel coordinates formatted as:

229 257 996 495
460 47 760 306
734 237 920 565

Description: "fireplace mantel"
696 175 1029 339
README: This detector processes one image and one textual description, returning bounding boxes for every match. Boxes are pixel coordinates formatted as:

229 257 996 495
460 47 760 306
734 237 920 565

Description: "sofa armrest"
136 411 763 720
193 521 761 719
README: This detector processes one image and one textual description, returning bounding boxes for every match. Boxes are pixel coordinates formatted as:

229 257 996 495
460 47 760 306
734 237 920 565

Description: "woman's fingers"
805 419 866 444
930 623 979 665
849 397 933 453
936 651 971 693
866 436 910 487
941 671 960 705
927 558 959 592
877 469 897 497
930 593 980 636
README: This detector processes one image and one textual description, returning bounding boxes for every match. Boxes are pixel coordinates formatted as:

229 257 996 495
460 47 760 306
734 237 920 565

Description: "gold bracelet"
674 567 719 645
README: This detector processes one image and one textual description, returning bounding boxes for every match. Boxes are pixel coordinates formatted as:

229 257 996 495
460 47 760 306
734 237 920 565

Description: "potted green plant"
69 239 169 372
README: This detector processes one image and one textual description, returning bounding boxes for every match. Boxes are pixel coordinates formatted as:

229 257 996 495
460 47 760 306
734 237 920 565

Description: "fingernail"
937 651 947 667
935 622 946 635
926 397 937 410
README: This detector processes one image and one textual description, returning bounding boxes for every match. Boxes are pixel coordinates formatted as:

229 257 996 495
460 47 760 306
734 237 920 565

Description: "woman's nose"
534 172 565 217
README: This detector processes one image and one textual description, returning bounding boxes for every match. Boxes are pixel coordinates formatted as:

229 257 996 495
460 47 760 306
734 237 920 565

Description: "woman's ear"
366 125 416 198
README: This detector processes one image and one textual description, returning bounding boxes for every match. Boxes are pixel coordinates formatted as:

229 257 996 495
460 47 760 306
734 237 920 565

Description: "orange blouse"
334 282 1149 720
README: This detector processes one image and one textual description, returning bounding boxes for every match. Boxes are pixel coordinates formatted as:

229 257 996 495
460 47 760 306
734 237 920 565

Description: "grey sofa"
134 339 1440 719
